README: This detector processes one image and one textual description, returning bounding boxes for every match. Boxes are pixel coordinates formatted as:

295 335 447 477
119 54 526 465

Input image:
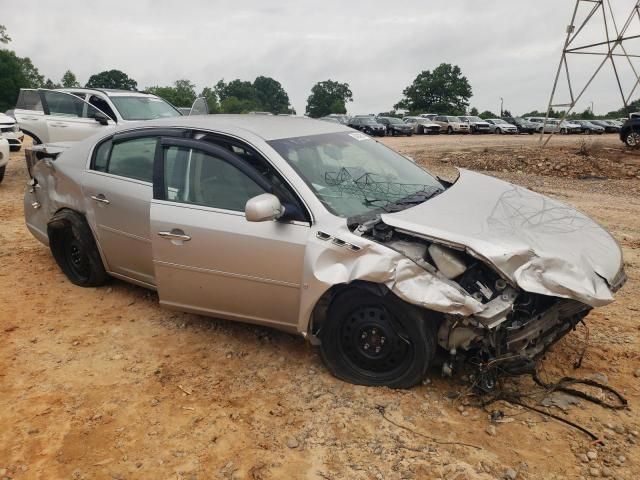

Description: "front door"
150 138 309 330
40 90 115 142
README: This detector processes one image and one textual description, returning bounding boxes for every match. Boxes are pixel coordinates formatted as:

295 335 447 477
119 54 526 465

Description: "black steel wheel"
319 289 436 388
48 210 108 287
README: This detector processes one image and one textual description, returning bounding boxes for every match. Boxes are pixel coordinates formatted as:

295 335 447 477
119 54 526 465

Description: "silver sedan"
25 115 626 388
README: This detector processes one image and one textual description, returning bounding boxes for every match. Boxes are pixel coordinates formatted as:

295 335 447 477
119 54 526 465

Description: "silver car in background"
24 116 625 388
485 119 518 134
402 116 441 134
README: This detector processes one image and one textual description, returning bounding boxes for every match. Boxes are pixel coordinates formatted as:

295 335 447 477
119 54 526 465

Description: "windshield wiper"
388 188 444 208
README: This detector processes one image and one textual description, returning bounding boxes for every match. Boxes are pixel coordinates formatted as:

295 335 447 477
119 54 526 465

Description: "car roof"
58 88 156 98
114 114 350 141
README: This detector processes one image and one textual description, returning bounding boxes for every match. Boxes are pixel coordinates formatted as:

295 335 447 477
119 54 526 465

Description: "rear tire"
0 165 5 183
48 210 108 287
319 289 436 388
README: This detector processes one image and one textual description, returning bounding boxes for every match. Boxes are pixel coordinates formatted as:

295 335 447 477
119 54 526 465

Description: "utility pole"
542 0 640 146
500 97 504 117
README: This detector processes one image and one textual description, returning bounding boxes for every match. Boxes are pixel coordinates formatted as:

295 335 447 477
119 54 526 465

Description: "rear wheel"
319 289 436 388
48 210 108 287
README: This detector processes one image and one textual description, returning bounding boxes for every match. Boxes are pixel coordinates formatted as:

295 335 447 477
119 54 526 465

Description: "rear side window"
92 137 156 183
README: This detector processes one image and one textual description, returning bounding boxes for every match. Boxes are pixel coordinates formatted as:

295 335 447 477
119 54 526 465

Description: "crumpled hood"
381 170 624 307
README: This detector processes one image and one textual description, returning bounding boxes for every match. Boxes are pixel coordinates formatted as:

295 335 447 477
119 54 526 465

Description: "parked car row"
320 113 624 137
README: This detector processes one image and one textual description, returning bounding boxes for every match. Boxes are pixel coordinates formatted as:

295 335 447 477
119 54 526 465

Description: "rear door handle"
158 230 191 242
90 194 110 204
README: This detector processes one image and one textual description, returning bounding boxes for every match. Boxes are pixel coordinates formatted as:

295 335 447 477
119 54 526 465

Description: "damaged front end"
350 210 625 380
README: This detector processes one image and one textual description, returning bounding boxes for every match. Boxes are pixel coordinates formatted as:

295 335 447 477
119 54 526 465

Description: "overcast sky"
4 0 640 116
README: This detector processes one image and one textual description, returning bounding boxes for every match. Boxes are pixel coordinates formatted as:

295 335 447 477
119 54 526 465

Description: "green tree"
18 57 44 88
61 70 80 88
478 110 497 119
469 107 479 116
147 79 197 107
394 63 472 115
0 25 11 44
86 69 137 90
305 80 353 118
44 78 61 89
253 76 291 114
214 79 258 113
200 87 220 113
0 49 28 111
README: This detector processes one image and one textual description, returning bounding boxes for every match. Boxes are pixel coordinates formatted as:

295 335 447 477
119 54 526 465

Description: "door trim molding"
154 259 301 289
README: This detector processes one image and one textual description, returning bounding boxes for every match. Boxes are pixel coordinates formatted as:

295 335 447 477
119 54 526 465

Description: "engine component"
428 244 466 279
388 240 427 263
373 222 394 242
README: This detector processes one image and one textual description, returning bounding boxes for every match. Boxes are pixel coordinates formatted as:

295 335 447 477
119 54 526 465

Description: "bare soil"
1 135 639 480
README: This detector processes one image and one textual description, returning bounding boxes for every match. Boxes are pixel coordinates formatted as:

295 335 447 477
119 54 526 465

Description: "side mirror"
93 111 110 126
245 193 284 222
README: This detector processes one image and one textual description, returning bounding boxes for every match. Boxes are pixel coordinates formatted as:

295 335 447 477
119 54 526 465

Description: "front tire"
319 289 436 388
48 210 108 287
447 126 454 135
625 131 640 148
0 165 5 183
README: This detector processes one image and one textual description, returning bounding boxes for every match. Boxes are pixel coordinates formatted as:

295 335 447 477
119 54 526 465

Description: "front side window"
269 132 444 218
42 90 103 119
163 146 265 212
93 136 156 182
110 96 181 121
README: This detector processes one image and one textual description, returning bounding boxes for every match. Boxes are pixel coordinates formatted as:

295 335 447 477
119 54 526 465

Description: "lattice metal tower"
542 0 640 145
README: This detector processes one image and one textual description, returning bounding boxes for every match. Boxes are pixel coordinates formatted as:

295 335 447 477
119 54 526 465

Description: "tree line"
0 24 632 119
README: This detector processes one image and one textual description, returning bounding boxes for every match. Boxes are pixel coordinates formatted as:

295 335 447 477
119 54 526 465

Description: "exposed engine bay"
350 217 594 378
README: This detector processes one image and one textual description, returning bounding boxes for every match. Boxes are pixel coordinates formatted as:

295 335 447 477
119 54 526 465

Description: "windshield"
386 117 403 124
110 96 181 120
466 116 483 122
492 119 507 124
447 116 461 122
268 132 444 218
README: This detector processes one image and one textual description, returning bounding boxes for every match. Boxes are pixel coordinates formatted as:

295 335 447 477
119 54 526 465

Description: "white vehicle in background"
13 88 207 145
0 138 10 183
0 112 24 151
485 119 518 134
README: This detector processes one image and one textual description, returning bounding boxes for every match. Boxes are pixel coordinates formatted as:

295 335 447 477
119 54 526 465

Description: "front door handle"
90 194 110 204
158 230 191 242
50 122 69 128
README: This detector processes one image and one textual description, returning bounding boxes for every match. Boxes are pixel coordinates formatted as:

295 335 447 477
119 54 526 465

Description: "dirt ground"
1 134 639 480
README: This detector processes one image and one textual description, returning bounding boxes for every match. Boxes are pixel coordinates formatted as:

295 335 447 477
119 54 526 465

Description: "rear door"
13 89 47 143
150 137 310 330
39 90 116 142
82 131 180 286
